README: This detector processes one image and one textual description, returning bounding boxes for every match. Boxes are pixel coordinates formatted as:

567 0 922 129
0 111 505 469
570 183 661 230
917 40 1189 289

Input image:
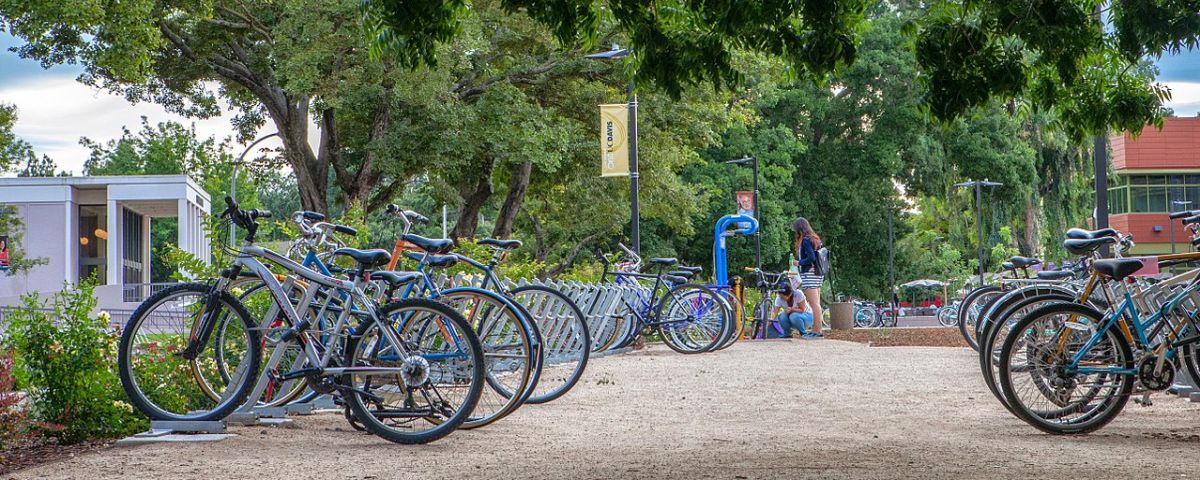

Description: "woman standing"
792 217 824 338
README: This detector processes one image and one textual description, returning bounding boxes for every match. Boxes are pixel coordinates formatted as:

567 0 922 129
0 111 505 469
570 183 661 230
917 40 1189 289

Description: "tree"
0 103 34 172
359 0 1187 138
16 155 59 177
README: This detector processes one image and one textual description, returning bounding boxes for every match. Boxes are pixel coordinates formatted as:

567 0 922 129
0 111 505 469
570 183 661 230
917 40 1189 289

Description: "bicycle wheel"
509 285 590 404
224 279 313 408
658 284 731 354
959 286 1002 351
937 305 958 327
712 291 743 350
997 303 1134 434
118 282 261 421
439 288 538 428
342 298 485 444
979 292 1073 414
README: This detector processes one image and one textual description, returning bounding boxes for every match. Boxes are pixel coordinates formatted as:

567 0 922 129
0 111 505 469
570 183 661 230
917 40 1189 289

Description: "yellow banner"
600 104 629 177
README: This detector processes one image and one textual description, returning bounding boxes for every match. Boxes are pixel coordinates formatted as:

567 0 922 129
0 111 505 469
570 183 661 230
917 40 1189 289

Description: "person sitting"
772 280 814 339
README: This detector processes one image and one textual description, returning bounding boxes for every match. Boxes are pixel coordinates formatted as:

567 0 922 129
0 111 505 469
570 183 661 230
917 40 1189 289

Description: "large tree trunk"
451 157 495 240
492 161 532 239
267 94 329 213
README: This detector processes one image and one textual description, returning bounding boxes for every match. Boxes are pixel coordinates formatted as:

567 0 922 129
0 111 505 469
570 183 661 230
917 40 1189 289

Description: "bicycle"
118 197 486 444
385 205 591 404
599 244 733 354
377 207 543 429
995 213 1200 433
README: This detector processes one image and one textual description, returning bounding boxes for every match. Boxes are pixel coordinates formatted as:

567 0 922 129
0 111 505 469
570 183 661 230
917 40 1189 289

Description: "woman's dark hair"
792 217 822 250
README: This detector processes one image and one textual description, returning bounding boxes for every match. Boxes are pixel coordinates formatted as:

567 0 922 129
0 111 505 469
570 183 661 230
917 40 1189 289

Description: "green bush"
4 280 147 444
0 350 35 450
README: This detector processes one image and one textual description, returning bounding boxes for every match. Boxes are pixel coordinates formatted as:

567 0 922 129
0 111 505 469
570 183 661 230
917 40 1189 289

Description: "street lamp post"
230 132 279 244
1172 200 1193 254
954 179 1003 288
586 45 641 255
726 155 761 270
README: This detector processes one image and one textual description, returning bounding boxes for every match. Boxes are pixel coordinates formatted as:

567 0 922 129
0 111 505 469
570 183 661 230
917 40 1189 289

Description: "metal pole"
230 132 279 245
752 157 761 270
1094 135 1110 257
442 205 448 238
888 211 896 324
628 82 641 255
976 181 984 287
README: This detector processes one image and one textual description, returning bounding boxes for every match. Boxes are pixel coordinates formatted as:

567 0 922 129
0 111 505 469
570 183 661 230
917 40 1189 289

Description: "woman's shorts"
799 273 823 290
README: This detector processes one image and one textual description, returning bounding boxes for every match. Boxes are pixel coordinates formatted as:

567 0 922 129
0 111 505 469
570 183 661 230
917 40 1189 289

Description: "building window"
79 205 107 284
1113 174 1200 213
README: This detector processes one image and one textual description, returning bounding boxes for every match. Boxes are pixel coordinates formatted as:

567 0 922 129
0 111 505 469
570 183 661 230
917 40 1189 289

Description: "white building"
0 175 210 310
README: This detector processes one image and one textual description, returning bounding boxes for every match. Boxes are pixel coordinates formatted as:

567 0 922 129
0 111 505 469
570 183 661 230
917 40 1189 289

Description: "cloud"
0 74 316 175
1163 81 1200 117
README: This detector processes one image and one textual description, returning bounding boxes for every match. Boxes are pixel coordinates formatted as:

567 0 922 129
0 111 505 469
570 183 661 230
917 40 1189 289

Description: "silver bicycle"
117 197 487 444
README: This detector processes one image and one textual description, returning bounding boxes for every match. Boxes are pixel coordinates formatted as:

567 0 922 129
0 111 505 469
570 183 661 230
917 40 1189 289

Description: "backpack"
813 246 831 276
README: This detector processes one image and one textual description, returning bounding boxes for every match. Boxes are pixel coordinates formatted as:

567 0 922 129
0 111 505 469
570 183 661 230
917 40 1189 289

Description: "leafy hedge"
3 280 147 445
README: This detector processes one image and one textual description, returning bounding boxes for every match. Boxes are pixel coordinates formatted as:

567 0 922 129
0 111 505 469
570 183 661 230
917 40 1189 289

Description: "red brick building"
1108 117 1200 254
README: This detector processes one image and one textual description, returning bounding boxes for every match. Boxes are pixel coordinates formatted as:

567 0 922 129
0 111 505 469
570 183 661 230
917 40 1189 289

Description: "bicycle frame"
1066 272 1200 376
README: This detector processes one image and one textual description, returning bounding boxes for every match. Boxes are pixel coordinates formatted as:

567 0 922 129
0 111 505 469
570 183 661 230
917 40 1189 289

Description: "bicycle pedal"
1134 393 1153 407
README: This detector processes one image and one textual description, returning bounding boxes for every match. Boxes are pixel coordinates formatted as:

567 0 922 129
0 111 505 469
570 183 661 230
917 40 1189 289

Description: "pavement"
11 340 1200 480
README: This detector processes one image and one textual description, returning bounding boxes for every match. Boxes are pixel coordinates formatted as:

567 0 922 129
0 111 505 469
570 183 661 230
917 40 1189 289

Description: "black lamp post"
726 155 760 270
586 45 641 255
954 179 1003 287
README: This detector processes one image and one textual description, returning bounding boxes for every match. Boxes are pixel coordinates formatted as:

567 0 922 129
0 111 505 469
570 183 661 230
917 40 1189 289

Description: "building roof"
0 174 210 210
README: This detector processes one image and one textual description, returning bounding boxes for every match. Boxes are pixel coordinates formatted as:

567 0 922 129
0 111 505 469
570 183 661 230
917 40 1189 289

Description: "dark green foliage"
3 280 148 444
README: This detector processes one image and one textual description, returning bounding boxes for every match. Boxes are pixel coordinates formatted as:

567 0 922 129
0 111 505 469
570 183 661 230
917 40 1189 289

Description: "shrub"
5 280 147 444
0 350 33 450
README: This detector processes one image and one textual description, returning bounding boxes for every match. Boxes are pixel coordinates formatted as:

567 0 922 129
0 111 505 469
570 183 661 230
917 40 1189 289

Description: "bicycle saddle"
1065 227 1119 240
1092 258 1145 281
333 248 391 268
1062 236 1116 256
668 269 695 279
403 251 459 268
401 234 454 253
676 265 702 274
662 274 689 284
1035 270 1073 280
369 271 421 287
479 238 522 250
650 257 678 266
1008 256 1041 268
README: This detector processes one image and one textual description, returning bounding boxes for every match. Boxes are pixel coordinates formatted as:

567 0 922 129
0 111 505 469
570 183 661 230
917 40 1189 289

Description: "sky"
2 32 1200 175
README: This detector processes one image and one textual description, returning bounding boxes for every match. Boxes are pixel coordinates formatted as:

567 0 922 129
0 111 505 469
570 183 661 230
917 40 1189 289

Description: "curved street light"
230 132 280 244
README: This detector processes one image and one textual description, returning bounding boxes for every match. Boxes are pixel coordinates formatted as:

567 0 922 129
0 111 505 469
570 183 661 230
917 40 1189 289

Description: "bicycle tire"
959 286 1001 351
342 298 485 444
118 282 262 421
997 302 1134 434
439 287 540 429
509 285 590 404
658 284 730 354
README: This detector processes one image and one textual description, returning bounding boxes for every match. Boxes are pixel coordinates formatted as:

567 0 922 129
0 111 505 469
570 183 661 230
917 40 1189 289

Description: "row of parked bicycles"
115 197 736 444
950 211 1200 434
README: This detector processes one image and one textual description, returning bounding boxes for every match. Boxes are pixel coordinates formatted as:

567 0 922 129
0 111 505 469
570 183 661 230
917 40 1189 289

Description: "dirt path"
11 340 1200 480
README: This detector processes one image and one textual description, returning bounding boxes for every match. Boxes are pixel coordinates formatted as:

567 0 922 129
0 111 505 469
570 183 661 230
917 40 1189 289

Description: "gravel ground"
11 340 1200 480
